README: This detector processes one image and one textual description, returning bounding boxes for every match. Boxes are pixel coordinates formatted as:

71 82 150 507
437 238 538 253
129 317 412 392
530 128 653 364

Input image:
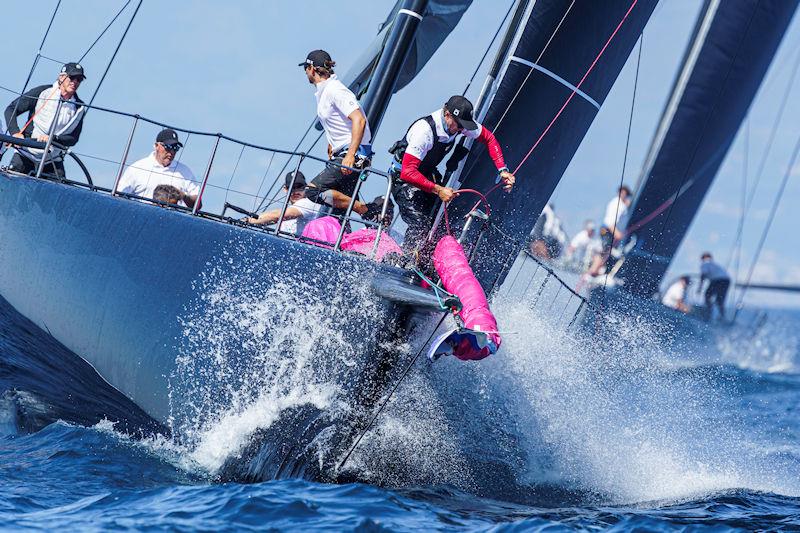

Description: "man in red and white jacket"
389 95 514 255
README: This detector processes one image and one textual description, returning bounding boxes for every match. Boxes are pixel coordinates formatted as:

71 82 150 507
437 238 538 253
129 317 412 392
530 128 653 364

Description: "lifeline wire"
337 312 450 471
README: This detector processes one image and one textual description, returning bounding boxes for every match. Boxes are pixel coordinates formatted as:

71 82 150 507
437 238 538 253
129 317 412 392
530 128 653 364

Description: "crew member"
299 49 383 220
3 62 87 177
698 252 730 320
588 185 631 276
389 95 515 257
246 170 329 236
567 220 599 268
662 275 691 313
117 129 200 209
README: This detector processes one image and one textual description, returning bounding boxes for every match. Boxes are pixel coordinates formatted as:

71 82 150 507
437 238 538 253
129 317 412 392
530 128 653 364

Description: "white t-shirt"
279 197 328 236
701 260 729 281
569 229 599 263
662 281 686 309
117 152 200 207
405 108 482 161
315 75 372 153
603 196 629 230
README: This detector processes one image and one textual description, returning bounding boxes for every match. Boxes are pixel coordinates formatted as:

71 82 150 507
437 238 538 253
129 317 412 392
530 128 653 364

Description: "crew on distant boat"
698 252 730 320
299 49 385 222
246 170 329 236
662 275 692 313
388 95 515 258
566 220 600 269
117 129 200 209
3 62 87 178
587 185 632 277
529 203 568 260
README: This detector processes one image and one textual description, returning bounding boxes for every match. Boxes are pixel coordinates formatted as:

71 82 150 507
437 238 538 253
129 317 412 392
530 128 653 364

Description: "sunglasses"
159 142 181 152
67 75 85 82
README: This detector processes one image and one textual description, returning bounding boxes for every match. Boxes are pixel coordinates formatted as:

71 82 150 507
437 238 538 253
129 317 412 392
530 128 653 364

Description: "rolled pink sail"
300 216 403 261
433 235 501 360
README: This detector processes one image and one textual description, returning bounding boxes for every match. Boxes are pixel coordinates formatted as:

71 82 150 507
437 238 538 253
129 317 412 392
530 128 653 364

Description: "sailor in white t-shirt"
567 220 600 267
588 185 632 276
246 170 329 236
662 275 691 313
117 129 200 209
298 50 385 222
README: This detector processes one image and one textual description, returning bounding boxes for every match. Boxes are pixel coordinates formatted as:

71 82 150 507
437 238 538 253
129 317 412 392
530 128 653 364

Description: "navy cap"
444 95 478 131
60 62 86 79
299 49 333 68
284 170 306 190
156 128 183 147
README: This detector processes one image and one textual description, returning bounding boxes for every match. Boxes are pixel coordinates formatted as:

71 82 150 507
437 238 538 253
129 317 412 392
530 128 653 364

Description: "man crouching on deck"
388 95 515 262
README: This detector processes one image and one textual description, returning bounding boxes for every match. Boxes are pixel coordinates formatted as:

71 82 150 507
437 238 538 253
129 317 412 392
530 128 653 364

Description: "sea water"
1 293 799 530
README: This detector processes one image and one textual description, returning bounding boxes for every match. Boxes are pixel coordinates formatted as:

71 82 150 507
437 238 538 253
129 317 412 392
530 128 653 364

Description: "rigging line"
461 0 516 96
252 118 318 212
725 44 800 271
727 119 748 306
451 0 576 186
4 0 61 136
734 128 800 319
252 151 277 212
511 0 639 176
87 0 142 107
337 312 450 472
641 0 762 272
602 32 642 295
223 144 246 207
79 0 132 62
491 0 576 133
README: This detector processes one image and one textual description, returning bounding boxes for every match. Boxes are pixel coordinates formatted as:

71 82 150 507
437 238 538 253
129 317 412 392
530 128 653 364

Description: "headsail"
341 0 473 97
618 0 799 297
449 0 657 291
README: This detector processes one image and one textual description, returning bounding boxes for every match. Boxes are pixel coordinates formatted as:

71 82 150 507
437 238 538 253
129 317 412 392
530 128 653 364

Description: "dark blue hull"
0 172 440 480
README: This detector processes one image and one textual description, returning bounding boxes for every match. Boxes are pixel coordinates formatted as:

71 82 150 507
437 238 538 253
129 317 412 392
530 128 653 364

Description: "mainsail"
618 0 799 297
449 0 657 291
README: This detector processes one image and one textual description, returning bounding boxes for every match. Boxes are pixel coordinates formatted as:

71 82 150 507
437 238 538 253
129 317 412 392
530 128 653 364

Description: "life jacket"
388 115 455 185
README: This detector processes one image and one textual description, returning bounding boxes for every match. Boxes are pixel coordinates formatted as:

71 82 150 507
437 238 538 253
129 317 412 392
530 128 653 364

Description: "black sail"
449 0 657 291
618 0 798 297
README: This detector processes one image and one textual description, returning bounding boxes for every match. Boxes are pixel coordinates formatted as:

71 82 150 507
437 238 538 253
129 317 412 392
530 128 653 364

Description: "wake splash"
342 295 800 505
168 239 404 480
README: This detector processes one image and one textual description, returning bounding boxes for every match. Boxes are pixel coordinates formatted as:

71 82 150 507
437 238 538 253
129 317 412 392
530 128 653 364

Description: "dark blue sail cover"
343 0 473 97
449 0 657 291
618 0 798 297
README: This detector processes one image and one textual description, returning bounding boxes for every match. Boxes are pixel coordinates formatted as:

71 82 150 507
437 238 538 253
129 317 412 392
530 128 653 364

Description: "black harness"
389 115 457 186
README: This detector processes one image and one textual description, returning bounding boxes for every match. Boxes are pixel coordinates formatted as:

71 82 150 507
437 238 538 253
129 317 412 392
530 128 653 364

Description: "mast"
360 0 430 136
617 0 799 297
448 0 658 292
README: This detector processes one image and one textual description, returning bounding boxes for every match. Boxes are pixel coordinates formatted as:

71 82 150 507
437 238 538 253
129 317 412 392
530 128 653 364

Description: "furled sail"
618 0 799 297
342 0 473 97
449 0 657 291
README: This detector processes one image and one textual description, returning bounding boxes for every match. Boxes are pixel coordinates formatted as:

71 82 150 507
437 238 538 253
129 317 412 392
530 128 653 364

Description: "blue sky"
2 1 798 307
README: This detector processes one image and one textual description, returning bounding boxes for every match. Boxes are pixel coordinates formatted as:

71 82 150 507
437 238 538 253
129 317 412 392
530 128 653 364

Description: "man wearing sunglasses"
117 128 200 209
3 62 87 178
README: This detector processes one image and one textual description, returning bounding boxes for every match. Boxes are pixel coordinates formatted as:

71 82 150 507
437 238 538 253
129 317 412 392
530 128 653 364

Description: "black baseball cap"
60 62 86 79
156 128 183 147
284 170 306 190
444 95 478 131
299 49 332 68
